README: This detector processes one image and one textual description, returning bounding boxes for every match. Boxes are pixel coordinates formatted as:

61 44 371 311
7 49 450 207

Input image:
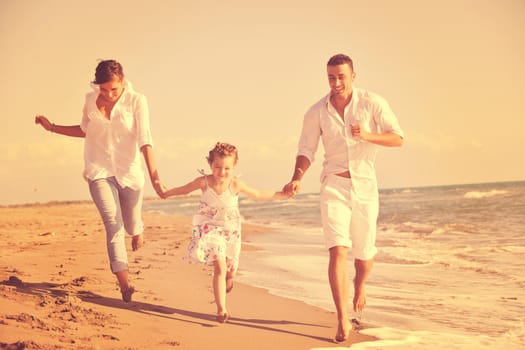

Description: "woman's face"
98 76 124 103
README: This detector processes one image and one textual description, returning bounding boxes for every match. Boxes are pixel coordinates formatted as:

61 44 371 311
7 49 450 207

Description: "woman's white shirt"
80 80 153 190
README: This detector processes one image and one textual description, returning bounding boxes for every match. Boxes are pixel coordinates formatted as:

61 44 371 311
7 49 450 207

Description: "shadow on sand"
2 275 333 343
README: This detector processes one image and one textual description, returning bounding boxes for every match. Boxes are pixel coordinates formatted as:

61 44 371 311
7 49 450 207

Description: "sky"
1 0 524 205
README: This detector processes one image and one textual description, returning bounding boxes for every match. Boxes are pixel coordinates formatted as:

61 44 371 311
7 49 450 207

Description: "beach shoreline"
0 200 376 349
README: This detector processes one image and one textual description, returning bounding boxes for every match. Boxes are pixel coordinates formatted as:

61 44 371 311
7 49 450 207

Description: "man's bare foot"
132 234 144 251
334 318 352 343
353 259 372 313
353 280 366 313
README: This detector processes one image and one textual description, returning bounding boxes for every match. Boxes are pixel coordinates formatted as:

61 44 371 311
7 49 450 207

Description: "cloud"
3 138 83 171
1 139 86 205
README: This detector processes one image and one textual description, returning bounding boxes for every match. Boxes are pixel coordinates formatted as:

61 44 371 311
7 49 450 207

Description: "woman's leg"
119 185 144 251
89 178 132 300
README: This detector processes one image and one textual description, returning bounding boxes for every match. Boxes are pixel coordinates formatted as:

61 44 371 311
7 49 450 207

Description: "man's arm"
350 124 403 147
283 155 311 195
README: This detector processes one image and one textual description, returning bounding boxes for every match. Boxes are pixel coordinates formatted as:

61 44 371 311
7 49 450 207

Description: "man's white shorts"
320 174 379 260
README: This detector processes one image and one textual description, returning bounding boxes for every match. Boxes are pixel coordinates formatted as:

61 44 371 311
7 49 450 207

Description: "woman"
35 59 166 302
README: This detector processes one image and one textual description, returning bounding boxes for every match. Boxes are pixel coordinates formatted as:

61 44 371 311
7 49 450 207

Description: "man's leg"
329 246 352 341
320 175 353 341
354 258 373 313
350 198 378 314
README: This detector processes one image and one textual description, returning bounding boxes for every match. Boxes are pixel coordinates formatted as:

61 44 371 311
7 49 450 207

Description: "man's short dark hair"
327 54 354 70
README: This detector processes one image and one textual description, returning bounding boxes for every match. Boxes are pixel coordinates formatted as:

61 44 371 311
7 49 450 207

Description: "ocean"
144 181 525 349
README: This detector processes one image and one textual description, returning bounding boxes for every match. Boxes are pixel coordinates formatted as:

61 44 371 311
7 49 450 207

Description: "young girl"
162 142 287 323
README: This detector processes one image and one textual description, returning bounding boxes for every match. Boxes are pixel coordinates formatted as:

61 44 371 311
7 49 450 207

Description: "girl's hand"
276 191 293 199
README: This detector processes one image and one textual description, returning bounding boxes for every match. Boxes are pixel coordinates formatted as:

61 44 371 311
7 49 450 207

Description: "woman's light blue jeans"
88 177 144 273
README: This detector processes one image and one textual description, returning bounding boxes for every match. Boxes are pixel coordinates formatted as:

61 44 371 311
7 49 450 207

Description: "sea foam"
464 189 507 199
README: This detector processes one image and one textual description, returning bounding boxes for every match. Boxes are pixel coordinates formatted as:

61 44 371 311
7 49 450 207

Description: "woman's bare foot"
334 318 352 343
132 234 144 251
121 285 135 302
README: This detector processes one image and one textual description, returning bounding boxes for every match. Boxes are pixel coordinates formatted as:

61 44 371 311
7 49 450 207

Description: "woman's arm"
141 144 168 198
35 115 85 138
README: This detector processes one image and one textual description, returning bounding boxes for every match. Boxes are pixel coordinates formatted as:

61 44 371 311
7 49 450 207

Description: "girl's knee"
213 259 227 275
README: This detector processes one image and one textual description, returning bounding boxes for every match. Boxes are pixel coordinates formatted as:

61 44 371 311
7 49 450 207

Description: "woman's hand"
152 179 168 199
35 115 54 132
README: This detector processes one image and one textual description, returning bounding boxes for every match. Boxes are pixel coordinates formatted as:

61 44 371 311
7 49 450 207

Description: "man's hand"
282 180 301 197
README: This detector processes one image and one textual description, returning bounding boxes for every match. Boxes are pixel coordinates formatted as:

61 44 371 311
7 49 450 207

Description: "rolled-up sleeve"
297 107 321 163
372 95 404 138
134 94 154 148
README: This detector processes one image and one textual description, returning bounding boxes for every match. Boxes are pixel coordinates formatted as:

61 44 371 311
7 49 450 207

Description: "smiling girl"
162 142 287 323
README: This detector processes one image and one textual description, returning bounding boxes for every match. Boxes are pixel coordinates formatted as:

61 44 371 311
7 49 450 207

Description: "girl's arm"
236 178 288 201
164 177 204 198
35 115 85 138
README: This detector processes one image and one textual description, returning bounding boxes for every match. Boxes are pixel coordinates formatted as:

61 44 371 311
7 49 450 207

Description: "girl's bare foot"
334 318 352 343
216 312 230 323
226 278 234 293
132 234 144 251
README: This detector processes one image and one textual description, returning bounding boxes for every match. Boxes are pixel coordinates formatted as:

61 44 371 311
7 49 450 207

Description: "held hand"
274 191 291 199
282 180 301 197
35 115 53 132
152 179 168 199
276 190 293 199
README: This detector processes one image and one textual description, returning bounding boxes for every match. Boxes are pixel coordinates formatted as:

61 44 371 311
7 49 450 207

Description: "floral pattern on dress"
185 186 241 273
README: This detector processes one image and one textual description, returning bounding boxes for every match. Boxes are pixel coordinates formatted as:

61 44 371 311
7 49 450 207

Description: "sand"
0 200 376 349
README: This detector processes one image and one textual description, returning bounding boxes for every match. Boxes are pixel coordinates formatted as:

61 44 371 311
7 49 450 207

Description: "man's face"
327 63 355 98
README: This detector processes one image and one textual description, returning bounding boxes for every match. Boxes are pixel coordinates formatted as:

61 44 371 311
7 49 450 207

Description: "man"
283 53 404 342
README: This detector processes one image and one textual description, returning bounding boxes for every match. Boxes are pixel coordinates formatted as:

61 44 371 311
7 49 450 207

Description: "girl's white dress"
186 178 242 273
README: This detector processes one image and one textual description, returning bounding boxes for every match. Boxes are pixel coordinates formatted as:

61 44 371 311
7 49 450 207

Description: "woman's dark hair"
92 59 124 84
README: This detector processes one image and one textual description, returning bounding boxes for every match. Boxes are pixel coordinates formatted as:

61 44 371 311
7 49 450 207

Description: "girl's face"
210 156 236 184
98 76 124 103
